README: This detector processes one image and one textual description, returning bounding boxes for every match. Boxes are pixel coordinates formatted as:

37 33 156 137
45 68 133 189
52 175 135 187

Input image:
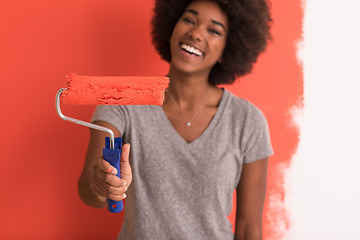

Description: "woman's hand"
90 143 132 203
78 120 132 209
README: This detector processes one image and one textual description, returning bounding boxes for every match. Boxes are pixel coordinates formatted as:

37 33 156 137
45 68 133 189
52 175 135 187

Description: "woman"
79 0 273 239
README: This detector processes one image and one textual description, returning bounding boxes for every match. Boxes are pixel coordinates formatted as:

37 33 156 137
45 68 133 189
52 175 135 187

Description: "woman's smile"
180 42 204 57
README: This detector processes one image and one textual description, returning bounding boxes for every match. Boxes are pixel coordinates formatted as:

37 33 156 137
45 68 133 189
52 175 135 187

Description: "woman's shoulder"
224 89 265 119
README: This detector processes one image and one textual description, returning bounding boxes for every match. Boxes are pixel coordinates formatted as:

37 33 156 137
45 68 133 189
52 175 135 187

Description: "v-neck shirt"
92 89 273 240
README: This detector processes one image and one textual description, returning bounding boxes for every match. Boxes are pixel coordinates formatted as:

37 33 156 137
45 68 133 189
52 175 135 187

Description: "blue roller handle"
103 137 124 213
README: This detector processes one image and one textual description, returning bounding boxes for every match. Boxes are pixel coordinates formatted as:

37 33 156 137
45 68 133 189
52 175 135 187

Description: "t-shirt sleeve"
241 103 273 164
91 105 128 135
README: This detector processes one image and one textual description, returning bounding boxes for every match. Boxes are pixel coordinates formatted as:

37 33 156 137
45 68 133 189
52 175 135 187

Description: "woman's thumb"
120 143 132 180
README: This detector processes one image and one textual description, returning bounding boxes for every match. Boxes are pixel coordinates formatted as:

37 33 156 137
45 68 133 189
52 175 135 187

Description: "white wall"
284 0 360 239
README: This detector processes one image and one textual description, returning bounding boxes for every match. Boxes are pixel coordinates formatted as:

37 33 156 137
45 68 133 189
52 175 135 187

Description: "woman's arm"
235 158 269 240
78 120 132 208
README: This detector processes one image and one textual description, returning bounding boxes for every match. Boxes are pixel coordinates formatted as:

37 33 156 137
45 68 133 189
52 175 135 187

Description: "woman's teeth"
181 43 203 56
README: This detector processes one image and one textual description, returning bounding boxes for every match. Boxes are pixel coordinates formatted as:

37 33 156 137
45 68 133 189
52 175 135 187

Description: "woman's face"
169 0 228 76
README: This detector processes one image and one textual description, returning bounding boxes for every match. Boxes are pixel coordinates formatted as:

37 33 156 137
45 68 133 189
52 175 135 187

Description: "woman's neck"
166 66 213 107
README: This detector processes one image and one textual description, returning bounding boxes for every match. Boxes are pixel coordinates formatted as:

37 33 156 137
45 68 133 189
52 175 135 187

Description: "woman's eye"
183 18 194 24
209 29 221 36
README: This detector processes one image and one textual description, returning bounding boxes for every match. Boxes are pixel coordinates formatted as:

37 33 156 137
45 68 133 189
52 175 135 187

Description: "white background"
284 0 360 239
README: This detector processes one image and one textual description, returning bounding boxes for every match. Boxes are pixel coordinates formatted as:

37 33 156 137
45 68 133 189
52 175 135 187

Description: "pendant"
187 122 191 127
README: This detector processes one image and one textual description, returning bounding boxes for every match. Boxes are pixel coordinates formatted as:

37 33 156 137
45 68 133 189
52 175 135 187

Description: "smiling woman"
78 0 274 239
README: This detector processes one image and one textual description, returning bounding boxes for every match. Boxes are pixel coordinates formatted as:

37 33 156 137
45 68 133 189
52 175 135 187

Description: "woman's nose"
188 25 204 41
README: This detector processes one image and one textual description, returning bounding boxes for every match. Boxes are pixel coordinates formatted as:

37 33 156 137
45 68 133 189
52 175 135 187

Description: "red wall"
0 0 302 239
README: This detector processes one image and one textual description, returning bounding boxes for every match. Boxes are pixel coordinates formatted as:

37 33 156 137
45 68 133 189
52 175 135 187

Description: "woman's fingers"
95 161 126 186
90 180 127 202
90 157 128 201
94 170 127 191
96 156 118 175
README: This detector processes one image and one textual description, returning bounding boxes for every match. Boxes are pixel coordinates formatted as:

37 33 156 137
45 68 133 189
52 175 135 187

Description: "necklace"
168 88 210 127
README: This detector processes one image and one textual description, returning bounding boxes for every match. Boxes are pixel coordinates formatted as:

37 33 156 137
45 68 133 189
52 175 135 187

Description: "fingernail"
123 193 127 199
108 168 117 175
123 181 127 186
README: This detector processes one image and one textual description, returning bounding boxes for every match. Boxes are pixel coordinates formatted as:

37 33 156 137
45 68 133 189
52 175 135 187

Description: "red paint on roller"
62 73 169 105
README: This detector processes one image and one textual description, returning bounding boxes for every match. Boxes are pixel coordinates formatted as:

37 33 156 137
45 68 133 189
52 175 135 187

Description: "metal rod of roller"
55 88 115 149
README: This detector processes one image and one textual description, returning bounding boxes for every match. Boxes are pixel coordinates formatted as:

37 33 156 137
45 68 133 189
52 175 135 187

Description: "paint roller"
55 73 169 213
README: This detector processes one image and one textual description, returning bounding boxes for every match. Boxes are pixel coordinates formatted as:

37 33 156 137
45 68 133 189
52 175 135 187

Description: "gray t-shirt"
92 89 273 240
